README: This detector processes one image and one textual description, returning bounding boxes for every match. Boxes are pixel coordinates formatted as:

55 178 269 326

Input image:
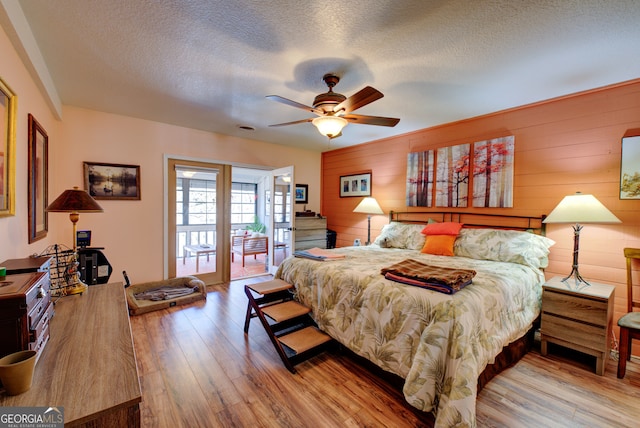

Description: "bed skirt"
477 320 537 392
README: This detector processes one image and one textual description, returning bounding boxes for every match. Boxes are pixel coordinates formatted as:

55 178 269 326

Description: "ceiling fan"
266 74 400 139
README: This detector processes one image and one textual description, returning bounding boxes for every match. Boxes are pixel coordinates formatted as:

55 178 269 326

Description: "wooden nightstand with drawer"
540 276 615 375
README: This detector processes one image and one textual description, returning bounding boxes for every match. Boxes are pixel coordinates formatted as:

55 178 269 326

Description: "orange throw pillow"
421 235 457 256
421 222 463 235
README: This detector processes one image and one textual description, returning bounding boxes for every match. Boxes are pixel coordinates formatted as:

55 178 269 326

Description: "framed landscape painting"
472 136 515 207
406 150 434 207
84 161 141 200
435 144 470 207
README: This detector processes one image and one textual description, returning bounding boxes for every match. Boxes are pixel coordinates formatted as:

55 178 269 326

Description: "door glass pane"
176 167 218 276
269 168 293 274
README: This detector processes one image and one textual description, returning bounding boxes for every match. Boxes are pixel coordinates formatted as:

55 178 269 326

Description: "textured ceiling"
4 0 640 152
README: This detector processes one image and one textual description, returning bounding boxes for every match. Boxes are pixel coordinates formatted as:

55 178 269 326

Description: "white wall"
53 107 321 283
0 17 62 261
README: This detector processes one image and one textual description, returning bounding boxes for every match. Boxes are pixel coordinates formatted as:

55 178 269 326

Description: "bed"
275 212 553 427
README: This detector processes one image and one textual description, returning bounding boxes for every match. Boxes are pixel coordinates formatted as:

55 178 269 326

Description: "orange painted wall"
322 79 640 354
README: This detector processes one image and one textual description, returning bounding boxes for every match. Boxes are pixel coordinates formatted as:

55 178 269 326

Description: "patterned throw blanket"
381 258 476 294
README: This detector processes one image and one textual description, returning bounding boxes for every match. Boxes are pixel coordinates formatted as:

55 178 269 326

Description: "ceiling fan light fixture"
312 116 348 138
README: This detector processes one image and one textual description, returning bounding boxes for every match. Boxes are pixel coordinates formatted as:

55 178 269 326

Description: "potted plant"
245 216 266 236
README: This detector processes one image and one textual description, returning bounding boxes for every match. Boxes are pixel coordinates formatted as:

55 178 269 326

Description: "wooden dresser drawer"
28 288 51 328
295 216 327 250
30 301 53 344
541 312 607 351
295 217 327 230
29 306 51 358
24 273 50 315
295 239 328 250
542 288 608 326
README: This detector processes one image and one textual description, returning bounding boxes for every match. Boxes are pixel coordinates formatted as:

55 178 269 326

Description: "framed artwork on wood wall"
84 161 141 200
472 136 515 208
620 134 640 199
28 114 48 243
407 150 434 207
435 144 470 207
0 77 16 217
340 172 371 197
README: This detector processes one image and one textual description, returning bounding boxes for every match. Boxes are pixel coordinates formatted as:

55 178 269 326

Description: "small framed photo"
295 184 308 204
340 172 371 197
84 161 141 200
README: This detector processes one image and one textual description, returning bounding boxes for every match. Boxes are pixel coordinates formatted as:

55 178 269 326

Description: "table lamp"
47 186 104 294
353 197 384 245
543 192 621 287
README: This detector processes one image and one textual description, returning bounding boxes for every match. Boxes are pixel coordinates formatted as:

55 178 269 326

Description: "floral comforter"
275 246 545 428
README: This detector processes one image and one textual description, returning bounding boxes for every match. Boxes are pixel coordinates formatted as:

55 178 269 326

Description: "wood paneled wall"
321 79 640 354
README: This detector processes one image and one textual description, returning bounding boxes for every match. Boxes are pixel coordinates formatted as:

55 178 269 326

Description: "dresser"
294 216 327 250
0 271 52 361
540 276 615 375
0 282 141 427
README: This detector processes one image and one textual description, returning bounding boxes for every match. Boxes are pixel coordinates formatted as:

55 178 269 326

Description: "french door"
267 166 294 275
167 158 231 284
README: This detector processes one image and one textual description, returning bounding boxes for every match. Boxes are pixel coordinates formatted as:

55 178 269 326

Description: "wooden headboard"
389 211 547 234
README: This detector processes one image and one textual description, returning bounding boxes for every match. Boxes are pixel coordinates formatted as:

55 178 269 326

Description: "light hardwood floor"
130 276 640 427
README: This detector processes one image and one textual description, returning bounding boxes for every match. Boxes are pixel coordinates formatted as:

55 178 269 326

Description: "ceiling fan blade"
266 95 323 115
343 114 400 127
333 86 383 114
268 118 314 127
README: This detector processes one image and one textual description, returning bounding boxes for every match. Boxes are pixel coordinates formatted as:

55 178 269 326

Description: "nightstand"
540 276 615 375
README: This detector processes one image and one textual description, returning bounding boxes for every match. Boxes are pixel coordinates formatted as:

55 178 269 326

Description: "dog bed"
126 276 206 315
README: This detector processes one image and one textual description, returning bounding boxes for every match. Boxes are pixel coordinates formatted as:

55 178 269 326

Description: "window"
177 178 257 227
176 178 217 225
231 182 257 224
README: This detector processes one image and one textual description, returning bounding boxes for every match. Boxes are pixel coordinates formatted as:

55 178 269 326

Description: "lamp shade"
353 197 384 215
312 116 348 138
543 192 620 224
46 187 104 213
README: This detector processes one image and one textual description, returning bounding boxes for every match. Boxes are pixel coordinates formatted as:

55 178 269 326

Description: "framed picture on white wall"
84 161 141 200
295 184 308 204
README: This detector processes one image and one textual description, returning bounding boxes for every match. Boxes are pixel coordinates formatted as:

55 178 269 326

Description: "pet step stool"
244 279 333 373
